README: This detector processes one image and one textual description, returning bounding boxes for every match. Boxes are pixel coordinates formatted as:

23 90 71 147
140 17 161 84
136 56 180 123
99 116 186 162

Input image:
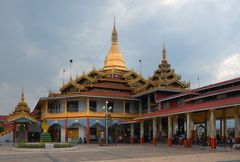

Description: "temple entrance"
16 124 26 142
195 123 207 146
172 115 185 145
144 120 152 143
49 123 61 142
109 123 120 144
177 115 185 134
90 123 105 143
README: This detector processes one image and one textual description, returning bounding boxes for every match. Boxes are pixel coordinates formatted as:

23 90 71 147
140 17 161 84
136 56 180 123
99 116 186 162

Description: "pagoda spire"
162 36 167 63
103 18 127 71
21 88 25 102
112 16 118 44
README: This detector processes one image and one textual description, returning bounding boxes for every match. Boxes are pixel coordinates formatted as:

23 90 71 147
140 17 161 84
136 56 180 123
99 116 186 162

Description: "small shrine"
7 91 37 142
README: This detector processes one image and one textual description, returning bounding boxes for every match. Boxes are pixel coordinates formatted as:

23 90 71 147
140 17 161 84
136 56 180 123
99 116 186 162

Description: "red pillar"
65 120 68 143
25 123 29 142
13 123 16 143
130 137 134 144
167 138 172 147
235 137 240 144
186 138 192 147
86 118 90 144
211 138 216 149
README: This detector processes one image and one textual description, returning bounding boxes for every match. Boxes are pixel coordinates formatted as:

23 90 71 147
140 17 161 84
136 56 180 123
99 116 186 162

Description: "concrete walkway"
0 143 239 162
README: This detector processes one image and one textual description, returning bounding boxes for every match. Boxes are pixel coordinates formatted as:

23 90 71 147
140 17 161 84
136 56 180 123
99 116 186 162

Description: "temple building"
0 22 239 149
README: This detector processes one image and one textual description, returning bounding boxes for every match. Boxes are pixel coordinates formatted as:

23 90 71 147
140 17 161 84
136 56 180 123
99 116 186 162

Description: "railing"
0 128 12 137
41 111 140 120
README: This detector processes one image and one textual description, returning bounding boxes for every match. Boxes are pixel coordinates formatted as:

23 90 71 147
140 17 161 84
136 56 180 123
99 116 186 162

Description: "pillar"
140 121 144 144
234 112 239 143
86 118 90 144
210 110 216 149
152 117 157 145
219 118 222 141
168 116 173 147
222 110 227 143
148 94 151 113
206 112 211 146
158 117 162 142
45 100 48 114
13 123 16 143
122 127 126 143
130 123 134 144
139 99 142 116
186 113 192 147
25 123 29 142
64 98 67 116
86 97 90 115
123 100 126 113
65 119 68 143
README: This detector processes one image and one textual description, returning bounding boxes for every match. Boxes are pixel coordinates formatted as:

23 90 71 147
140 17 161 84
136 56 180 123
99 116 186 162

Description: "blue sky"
1 0 240 115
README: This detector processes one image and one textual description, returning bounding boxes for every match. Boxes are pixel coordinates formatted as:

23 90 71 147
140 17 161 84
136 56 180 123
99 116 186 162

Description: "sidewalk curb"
11 146 78 152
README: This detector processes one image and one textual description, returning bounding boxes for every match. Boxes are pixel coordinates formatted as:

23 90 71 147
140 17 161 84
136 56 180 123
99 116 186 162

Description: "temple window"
90 101 97 112
163 101 170 109
108 102 114 112
134 101 139 114
177 98 185 106
48 103 61 113
216 94 227 99
195 99 203 104
125 102 130 113
67 101 78 112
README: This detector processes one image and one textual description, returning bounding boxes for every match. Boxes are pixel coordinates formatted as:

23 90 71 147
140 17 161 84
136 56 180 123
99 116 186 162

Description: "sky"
1 0 240 115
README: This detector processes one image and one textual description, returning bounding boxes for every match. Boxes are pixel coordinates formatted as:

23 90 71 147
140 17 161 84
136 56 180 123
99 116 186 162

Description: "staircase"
41 132 52 142
0 128 13 142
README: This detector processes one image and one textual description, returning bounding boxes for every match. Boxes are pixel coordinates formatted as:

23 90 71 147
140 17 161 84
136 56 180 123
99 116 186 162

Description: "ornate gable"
149 47 190 90
60 80 84 93
8 91 37 123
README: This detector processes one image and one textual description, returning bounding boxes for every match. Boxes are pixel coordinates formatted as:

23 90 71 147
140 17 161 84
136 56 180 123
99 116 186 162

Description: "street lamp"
102 100 112 145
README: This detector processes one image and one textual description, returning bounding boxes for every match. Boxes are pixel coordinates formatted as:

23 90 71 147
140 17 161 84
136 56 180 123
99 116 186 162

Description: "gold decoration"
41 120 49 133
103 19 127 71
7 91 37 123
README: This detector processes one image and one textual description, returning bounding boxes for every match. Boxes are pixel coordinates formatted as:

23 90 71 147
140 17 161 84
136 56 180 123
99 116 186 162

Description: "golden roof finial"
162 35 167 62
21 88 24 102
103 18 127 71
112 16 117 43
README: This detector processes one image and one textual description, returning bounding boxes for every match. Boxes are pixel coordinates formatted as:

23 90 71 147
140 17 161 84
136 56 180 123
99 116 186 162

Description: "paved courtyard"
0 143 239 162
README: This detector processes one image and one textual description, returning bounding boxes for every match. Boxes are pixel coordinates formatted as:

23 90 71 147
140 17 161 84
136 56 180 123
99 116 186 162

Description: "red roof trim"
135 96 240 120
194 77 240 92
186 85 240 102
0 116 8 121
157 90 199 102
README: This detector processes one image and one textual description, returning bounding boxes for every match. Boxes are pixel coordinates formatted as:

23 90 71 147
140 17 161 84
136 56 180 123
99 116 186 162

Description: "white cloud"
215 53 240 81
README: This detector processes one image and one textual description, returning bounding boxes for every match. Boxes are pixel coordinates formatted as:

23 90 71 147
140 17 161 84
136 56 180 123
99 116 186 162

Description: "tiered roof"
7 91 37 123
56 22 146 99
135 45 190 94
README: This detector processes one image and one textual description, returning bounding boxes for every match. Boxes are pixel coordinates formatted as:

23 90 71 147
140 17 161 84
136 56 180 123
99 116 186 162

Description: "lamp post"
102 100 112 145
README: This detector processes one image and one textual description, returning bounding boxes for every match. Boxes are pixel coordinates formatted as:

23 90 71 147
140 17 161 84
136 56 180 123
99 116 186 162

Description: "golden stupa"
103 20 127 71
